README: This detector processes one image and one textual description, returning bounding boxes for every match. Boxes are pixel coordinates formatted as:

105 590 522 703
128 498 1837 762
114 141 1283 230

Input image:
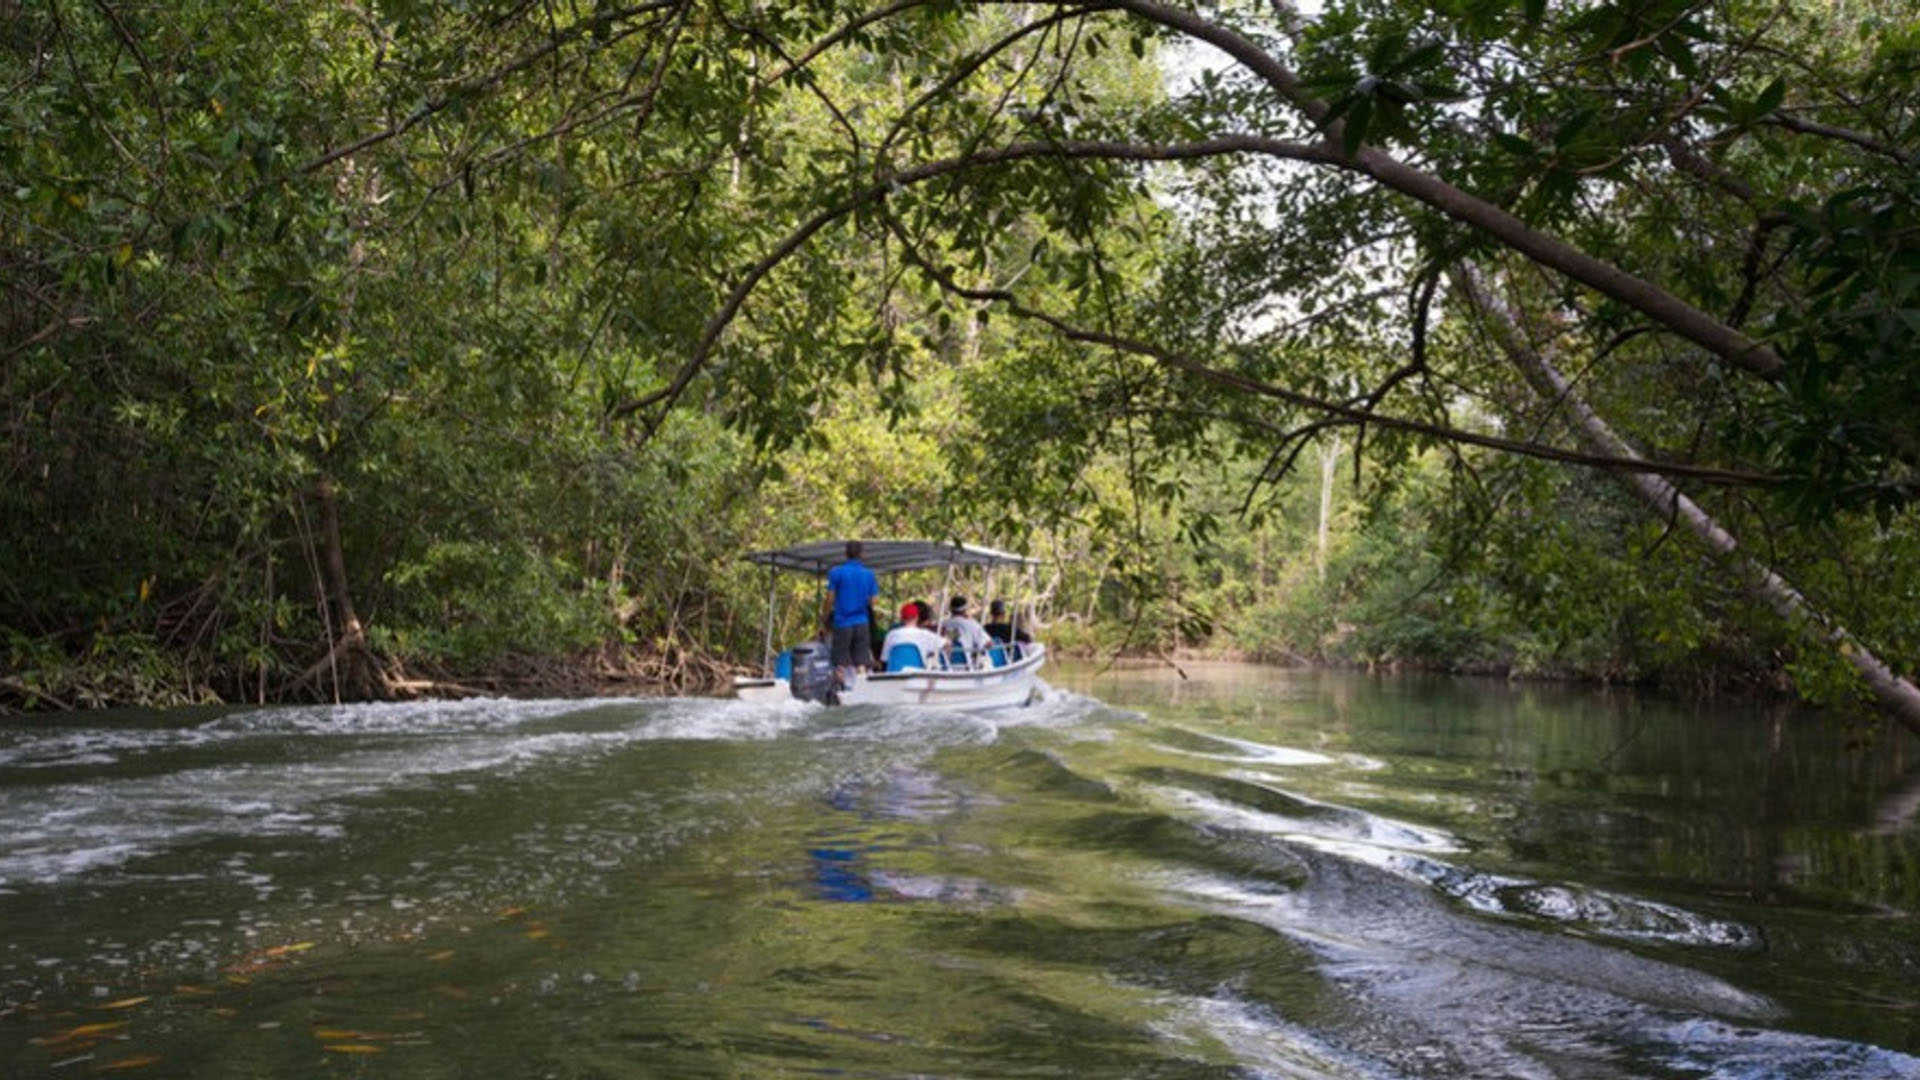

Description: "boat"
732 539 1048 710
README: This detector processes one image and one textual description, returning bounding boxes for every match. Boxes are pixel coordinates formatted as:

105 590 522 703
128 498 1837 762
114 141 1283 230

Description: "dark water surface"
3 663 1917 1077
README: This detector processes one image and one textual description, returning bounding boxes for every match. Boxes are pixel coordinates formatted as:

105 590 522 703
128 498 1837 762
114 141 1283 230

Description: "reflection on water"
1 662 1917 1077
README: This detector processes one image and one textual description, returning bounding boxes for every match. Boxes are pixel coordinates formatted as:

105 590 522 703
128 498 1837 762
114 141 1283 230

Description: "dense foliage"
3 1 1915 719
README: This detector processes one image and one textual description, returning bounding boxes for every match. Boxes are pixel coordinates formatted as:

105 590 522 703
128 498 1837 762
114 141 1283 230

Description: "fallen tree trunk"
1453 266 1920 736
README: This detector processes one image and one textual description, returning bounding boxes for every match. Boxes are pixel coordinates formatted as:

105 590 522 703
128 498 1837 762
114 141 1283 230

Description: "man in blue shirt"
824 541 878 691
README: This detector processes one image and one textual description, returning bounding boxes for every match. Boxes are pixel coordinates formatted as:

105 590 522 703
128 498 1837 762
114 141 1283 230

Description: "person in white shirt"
940 595 994 662
880 602 948 670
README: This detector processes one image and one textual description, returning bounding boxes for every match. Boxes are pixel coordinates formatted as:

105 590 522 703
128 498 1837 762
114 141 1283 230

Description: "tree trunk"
1317 435 1341 582
305 477 387 702
1453 266 1920 736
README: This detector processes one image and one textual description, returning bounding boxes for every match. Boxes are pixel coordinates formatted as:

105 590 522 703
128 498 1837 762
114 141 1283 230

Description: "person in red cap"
885 601 919 633
880 601 948 671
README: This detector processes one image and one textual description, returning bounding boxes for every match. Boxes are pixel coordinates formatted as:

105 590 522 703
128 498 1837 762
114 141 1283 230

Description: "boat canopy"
744 539 1040 576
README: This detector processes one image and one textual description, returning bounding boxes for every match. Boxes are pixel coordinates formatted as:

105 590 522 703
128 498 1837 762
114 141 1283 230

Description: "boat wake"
2 693 1914 1079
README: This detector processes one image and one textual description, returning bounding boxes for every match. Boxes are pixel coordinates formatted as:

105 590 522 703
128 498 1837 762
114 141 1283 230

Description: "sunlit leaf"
32 1021 126 1045
98 997 150 1011
93 1054 161 1071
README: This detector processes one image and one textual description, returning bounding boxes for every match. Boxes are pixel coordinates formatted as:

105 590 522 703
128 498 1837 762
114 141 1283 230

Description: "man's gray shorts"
831 623 872 668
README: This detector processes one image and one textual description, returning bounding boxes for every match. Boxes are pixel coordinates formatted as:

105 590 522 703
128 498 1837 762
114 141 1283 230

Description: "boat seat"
885 643 927 672
987 645 1008 667
775 649 794 680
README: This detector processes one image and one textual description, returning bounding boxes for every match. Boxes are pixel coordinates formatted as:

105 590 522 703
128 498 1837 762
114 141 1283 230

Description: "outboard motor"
787 643 836 703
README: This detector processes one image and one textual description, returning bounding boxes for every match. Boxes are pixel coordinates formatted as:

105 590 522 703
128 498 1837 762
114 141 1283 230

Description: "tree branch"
1095 0 1787 380
1764 111 1913 164
251 1 679 201
880 212 1776 487
608 134 1340 429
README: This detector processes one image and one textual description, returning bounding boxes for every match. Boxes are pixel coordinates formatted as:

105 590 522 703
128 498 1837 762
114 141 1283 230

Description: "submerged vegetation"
3 1 1917 723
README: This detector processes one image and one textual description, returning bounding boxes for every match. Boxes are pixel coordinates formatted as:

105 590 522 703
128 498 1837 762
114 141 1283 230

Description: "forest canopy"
3 1 1917 725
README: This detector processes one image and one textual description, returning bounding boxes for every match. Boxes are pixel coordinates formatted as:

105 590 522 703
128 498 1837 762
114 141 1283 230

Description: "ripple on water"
0 724 234 769
1148 726 1338 766
1154 990 1390 1080
1283 838 1763 950
0 697 831 889
1145 780 1464 855
1156 862 1789 1077
1647 1017 1920 1080
210 696 645 736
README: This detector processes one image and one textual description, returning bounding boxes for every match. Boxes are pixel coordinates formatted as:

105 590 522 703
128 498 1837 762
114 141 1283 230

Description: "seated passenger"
940 596 995 661
884 600 920 639
982 599 1033 645
880 602 948 670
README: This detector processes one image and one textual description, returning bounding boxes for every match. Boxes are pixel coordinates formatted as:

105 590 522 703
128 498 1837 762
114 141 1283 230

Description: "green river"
3 662 1917 1077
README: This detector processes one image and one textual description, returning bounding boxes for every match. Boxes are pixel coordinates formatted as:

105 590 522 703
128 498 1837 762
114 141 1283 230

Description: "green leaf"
1553 110 1595 149
1389 40 1445 76
1368 30 1408 74
1343 94 1373 156
1492 131 1535 157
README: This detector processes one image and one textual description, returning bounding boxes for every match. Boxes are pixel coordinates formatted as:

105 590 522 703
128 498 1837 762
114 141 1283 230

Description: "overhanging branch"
879 210 1776 488
610 121 1810 454
1099 0 1787 380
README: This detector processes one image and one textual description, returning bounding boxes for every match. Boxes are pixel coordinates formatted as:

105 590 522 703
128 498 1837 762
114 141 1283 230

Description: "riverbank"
0 633 1808 716
0 641 745 715
1051 639 1796 695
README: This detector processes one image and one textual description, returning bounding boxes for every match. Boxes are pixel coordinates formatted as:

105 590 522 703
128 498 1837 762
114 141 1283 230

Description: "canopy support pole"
761 564 779 675
939 562 957 634
1013 564 1034 642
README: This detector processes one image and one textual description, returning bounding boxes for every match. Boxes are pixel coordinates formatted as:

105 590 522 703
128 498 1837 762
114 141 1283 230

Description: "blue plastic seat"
775 649 794 680
987 645 1008 667
947 647 968 668
885 643 926 672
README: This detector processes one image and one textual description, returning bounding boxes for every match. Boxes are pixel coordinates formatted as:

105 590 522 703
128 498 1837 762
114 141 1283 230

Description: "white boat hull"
734 645 1047 711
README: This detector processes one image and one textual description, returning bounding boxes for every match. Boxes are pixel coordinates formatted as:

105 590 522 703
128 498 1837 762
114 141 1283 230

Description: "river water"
2 662 1917 1078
